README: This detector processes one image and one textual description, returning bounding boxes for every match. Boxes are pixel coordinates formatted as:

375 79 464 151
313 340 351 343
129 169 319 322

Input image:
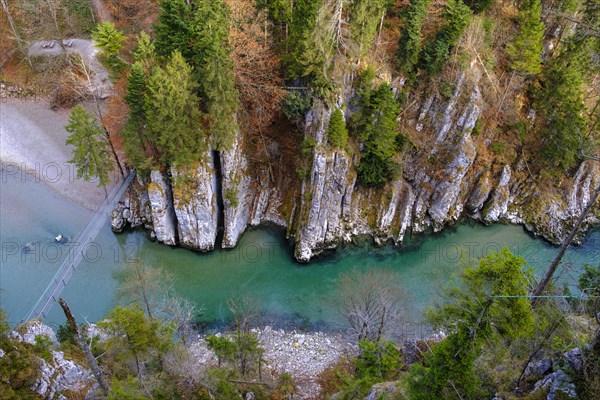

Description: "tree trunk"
94 102 125 179
58 298 110 394
531 184 600 306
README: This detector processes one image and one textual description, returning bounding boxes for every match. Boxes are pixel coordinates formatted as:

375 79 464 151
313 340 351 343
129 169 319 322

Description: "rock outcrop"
112 61 599 262
33 351 95 399
221 135 253 248
147 170 178 245
111 176 152 233
171 158 219 251
11 321 95 399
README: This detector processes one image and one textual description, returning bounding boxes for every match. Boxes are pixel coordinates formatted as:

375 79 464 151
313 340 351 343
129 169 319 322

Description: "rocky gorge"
111 61 600 263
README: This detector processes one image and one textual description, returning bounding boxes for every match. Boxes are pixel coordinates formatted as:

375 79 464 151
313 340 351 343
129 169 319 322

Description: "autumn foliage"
225 0 285 134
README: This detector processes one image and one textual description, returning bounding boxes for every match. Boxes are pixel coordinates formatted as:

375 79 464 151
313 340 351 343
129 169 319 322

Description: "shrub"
282 90 313 122
490 141 506 155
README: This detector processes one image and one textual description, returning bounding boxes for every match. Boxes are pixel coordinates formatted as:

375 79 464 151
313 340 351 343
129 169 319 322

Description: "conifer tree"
507 0 544 75
421 0 472 74
65 106 113 187
356 83 400 187
133 31 156 70
536 39 589 169
327 108 348 149
408 248 534 399
99 306 172 381
397 0 431 75
154 0 195 61
125 62 147 126
191 0 240 151
463 0 493 13
294 0 338 89
154 0 240 151
144 51 204 167
282 0 321 78
349 0 388 56
122 62 152 170
92 21 125 58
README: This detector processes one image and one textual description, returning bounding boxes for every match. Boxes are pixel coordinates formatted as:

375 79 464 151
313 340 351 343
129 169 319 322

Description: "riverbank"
189 326 356 399
0 98 119 210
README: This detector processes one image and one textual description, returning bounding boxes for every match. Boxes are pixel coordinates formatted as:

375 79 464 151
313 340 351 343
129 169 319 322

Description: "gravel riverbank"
189 326 357 399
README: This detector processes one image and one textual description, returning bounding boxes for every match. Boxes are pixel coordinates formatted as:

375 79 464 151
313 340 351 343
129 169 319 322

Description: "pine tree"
421 0 472 74
65 106 113 187
294 0 338 89
463 0 493 13
145 51 204 167
92 21 125 57
506 0 544 75
327 108 348 149
536 39 589 169
125 62 147 126
191 0 240 151
408 248 534 399
133 31 156 70
397 0 431 75
123 62 152 170
153 0 240 151
356 83 401 187
349 0 388 57
99 306 173 380
154 0 195 61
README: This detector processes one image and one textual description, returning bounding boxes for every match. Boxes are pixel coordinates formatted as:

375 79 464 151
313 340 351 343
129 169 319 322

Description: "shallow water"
1 167 599 332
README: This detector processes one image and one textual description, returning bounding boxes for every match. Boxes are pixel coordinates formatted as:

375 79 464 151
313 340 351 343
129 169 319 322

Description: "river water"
1 167 599 331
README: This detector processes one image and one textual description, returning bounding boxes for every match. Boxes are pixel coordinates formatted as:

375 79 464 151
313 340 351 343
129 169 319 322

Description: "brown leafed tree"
225 0 285 134
336 268 406 343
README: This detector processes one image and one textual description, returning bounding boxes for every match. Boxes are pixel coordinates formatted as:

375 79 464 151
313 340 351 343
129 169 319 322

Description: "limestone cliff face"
291 62 599 261
171 156 219 251
147 170 178 245
111 176 153 233
220 135 253 248
112 140 286 252
113 62 599 261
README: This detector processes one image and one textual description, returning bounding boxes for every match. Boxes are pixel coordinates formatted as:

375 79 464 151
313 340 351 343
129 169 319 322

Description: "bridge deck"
24 173 135 322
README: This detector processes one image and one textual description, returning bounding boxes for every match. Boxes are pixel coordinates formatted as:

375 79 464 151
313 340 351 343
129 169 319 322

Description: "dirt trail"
91 0 112 23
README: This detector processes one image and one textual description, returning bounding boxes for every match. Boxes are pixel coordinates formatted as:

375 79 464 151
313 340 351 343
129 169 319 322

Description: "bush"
282 90 313 122
224 186 239 208
57 323 78 346
472 118 483 136
491 141 506 155
301 136 318 156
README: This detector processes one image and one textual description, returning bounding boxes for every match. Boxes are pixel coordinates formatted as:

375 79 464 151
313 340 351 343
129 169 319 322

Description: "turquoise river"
1 168 599 332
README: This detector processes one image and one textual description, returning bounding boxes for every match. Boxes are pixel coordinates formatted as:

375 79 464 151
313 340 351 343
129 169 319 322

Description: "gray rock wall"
112 62 599 261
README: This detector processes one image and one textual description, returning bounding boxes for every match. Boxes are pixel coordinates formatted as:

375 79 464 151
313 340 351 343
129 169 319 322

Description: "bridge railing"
24 172 135 322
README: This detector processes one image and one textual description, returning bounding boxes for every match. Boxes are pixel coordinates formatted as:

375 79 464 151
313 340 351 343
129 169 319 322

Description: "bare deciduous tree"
116 260 171 320
336 268 406 343
159 293 201 345
226 295 262 334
